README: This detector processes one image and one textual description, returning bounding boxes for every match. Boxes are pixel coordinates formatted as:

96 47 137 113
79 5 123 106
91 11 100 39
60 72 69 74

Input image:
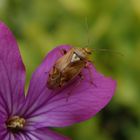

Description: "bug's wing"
61 61 86 82
55 49 74 71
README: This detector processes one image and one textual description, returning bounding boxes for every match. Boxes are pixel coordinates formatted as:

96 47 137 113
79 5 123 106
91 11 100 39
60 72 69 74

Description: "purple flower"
0 22 116 140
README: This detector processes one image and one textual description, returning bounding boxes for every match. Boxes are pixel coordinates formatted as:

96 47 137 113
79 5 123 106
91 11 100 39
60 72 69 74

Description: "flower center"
6 116 26 133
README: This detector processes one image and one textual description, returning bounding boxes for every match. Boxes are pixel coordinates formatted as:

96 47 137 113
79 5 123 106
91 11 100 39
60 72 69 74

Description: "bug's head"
84 48 92 55
74 48 92 60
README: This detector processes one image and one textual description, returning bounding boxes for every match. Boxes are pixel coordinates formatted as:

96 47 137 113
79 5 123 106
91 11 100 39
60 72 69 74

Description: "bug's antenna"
85 16 90 48
83 17 123 56
92 48 124 56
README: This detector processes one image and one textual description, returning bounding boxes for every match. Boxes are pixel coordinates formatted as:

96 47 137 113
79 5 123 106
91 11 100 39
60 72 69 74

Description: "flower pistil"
6 116 26 133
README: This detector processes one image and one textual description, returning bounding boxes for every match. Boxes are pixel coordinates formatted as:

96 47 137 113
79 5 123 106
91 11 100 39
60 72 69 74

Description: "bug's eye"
71 53 80 62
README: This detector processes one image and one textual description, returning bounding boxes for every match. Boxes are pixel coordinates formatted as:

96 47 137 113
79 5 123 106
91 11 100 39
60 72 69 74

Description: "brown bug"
47 17 123 89
47 47 93 89
47 46 123 89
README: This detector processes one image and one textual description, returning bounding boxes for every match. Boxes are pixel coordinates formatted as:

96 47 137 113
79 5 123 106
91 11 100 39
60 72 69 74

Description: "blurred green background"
0 0 140 139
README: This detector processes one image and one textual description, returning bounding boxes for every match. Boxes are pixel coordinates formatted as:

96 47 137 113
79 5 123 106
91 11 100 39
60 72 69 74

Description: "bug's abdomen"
60 61 85 85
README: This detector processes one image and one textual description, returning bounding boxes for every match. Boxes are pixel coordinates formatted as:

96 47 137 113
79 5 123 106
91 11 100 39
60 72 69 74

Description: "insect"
47 45 123 90
47 47 93 89
47 18 123 89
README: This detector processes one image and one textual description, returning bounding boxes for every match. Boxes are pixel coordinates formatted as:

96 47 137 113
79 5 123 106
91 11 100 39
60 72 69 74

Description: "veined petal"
12 128 70 140
0 121 11 140
25 128 70 140
23 45 116 127
15 133 30 140
0 22 26 115
21 45 70 116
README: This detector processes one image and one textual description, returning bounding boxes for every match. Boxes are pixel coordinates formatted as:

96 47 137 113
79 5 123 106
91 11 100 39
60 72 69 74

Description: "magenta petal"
0 118 6 140
22 45 70 116
25 128 70 140
0 22 26 115
23 45 116 127
0 119 13 140
14 134 27 140
42 64 116 127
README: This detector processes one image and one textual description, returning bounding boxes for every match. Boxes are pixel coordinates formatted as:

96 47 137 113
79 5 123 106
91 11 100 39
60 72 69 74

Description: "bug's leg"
59 48 67 55
85 63 97 87
66 73 84 101
45 65 55 75
79 72 84 80
62 49 67 54
58 84 62 89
